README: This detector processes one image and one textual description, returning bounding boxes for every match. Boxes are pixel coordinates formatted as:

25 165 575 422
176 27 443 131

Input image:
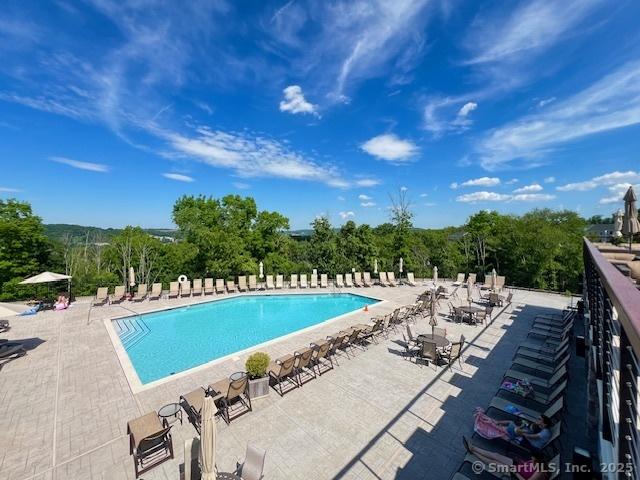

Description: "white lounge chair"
453 273 465 286
204 278 214 295
310 273 318 288
353 272 363 287
406 272 416 286
363 272 372 287
215 279 225 294
180 280 191 297
149 283 162 300
335 274 344 288
266 275 275 290
226 280 236 293
300 274 308 288
345 273 354 288
248 275 257 291
94 287 109 306
378 272 389 287
290 274 298 289
132 284 147 301
387 272 397 287
238 276 247 292
192 279 203 296
320 274 328 288
168 282 180 298
111 285 126 303
276 275 284 289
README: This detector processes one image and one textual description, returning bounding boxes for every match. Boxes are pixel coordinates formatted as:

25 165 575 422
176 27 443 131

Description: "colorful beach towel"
473 407 510 440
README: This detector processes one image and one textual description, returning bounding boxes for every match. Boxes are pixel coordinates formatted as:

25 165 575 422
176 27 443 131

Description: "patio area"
0 284 572 480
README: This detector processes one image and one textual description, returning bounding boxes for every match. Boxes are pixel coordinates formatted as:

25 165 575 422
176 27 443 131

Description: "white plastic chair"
235 443 266 480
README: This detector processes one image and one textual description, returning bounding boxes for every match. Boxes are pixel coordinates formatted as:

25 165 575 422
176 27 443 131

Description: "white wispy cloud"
478 61 640 169
544 176 556 183
424 96 481 136
505 178 519 185
557 171 640 191
450 177 500 189
358 194 372 201
279 85 319 116
0 187 21 193
339 211 355 219
512 193 555 202
465 0 603 65
513 183 543 193
599 183 639 204
360 133 418 163
354 178 381 187
233 182 250 189
400 186 408 191
162 173 194 182
456 191 555 203
337 195 345 201
538 97 556 107
456 191 511 203
50 156 109 172
419 193 428 197
360 201 376 207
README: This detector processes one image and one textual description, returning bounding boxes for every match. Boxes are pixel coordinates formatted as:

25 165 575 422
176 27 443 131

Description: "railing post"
619 337 638 478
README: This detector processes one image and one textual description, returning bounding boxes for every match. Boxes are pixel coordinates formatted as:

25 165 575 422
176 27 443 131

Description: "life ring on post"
178 274 188 284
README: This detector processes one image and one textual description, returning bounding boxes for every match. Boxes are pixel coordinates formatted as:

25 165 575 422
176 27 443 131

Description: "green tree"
309 216 337 274
0 200 51 299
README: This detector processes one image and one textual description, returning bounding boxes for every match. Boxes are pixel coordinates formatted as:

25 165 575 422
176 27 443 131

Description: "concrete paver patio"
0 284 571 480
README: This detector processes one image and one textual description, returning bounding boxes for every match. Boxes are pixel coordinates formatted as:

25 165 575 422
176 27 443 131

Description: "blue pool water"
114 293 378 384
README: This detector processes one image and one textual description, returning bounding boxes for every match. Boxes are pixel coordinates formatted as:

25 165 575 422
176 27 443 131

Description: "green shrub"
245 352 270 379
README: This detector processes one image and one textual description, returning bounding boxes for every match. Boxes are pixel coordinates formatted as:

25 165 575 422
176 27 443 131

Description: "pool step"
115 316 151 349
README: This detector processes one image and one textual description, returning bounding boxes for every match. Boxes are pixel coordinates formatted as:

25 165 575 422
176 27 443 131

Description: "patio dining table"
458 306 484 324
416 333 450 350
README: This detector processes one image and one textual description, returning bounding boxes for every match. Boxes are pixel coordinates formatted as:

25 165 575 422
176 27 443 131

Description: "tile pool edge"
104 291 388 394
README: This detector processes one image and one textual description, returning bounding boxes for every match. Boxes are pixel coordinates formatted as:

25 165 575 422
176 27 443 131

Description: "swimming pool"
113 293 378 384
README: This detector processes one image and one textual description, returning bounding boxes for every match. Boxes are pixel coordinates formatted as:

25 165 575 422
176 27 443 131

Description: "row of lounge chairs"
453 308 576 479
93 271 424 306
452 272 506 291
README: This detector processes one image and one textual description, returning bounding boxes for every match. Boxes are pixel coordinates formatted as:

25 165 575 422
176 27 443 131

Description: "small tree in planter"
245 352 271 399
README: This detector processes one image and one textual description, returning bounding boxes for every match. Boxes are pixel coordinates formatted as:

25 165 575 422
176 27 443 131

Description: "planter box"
248 376 270 399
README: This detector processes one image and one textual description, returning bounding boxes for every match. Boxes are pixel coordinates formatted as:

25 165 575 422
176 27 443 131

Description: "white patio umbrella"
613 210 623 238
259 261 264 279
622 186 640 251
467 277 473 305
433 266 438 284
129 267 136 287
19 272 72 284
399 257 403 273
491 268 497 290
199 393 218 480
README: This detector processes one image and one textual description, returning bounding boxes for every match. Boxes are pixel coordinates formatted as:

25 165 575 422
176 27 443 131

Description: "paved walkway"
0 284 570 480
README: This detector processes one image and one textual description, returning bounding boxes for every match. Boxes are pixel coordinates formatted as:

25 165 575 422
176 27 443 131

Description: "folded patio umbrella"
622 186 640 251
199 393 218 480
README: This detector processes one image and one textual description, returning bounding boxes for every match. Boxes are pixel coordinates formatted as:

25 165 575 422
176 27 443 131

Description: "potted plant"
245 352 271 399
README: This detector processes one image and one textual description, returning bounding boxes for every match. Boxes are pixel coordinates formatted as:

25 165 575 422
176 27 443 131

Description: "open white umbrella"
623 186 640 251
19 272 71 284
199 393 218 480
433 266 438 285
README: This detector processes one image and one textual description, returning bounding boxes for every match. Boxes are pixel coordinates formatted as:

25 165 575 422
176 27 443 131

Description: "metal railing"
583 238 640 478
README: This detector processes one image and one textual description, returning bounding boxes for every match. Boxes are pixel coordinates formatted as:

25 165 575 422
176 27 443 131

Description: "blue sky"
1 0 640 229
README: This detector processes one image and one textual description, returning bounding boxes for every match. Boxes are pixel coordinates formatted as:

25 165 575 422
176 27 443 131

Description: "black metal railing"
583 239 640 478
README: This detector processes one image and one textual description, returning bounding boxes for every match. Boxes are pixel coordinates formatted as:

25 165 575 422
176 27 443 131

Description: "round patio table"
416 334 450 349
459 306 484 324
158 402 182 425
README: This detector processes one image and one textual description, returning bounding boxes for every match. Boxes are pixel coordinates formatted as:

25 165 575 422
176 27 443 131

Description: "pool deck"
0 283 571 480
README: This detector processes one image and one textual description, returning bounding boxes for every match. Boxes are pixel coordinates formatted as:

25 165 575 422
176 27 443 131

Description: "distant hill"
44 224 179 244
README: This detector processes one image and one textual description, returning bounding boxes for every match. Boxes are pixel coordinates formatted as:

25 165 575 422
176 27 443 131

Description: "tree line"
0 194 587 301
